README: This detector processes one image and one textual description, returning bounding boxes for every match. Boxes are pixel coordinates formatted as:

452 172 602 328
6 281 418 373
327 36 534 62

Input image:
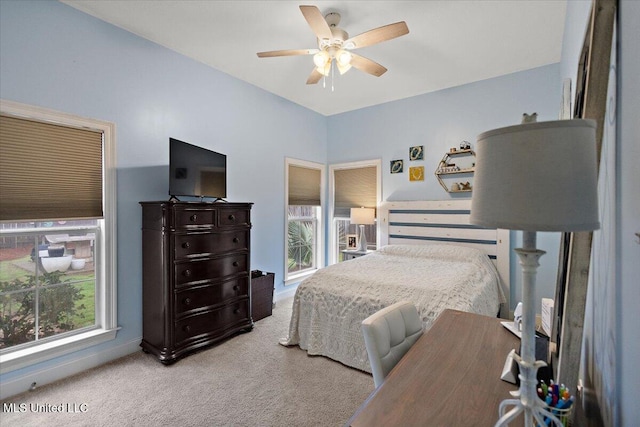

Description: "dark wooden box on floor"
251 271 274 321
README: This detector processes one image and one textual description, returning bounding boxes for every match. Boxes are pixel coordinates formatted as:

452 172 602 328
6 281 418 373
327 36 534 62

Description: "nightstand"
341 249 373 261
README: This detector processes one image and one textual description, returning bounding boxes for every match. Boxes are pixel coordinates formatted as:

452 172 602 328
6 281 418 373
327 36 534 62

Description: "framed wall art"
409 166 424 182
390 159 403 174
409 145 424 161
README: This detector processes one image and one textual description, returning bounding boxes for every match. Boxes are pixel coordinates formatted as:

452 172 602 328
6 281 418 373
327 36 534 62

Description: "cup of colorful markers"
536 379 574 426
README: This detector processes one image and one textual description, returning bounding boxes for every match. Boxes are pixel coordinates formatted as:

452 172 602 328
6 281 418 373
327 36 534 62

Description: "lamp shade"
350 207 375 225
470 119 600 232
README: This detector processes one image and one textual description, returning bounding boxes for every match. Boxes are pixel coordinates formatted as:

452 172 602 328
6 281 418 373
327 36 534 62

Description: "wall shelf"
434 149 476 193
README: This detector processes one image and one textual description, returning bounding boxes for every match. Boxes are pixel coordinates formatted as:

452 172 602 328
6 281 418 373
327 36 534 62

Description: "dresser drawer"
217 207 250 228
175 276 249 316
174 208 215 229
175 300 250 345
175 253 248 286
174 230 249 259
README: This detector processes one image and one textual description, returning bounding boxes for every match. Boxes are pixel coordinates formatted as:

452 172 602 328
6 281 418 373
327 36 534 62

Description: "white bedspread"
280 244 505 373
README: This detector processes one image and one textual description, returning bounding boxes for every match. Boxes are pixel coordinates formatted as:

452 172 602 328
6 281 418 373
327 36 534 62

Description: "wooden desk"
348 309 523 427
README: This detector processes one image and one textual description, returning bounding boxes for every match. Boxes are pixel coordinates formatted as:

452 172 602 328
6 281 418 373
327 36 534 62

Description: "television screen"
169 138 227 199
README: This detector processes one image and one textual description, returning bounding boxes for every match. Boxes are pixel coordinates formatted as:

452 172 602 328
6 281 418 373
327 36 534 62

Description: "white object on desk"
501 321 522 339
541 298 554 337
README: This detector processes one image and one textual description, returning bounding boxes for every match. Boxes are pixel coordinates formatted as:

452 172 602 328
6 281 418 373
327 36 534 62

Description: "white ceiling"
61 1 567 116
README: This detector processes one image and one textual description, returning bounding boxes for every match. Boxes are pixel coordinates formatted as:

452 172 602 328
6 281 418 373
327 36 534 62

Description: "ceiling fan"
257 5 409 86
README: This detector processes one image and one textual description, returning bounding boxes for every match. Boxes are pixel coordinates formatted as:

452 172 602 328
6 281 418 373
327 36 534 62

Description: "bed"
280 200 511 373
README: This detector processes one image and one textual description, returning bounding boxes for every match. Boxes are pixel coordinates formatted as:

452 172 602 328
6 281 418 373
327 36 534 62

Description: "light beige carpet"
0 298 374 427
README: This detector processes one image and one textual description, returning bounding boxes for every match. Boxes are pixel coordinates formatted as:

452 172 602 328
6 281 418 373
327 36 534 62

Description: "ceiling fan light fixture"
336 49 352 66
317 61 332 76
313 51 330 68
336 61 351 75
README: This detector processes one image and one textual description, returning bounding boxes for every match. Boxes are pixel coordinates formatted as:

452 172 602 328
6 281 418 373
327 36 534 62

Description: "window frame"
284 158 325 285
0 99 117 374
328 159 381 265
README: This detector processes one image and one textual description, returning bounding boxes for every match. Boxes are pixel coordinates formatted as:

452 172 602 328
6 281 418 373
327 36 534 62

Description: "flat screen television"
169 138 227 200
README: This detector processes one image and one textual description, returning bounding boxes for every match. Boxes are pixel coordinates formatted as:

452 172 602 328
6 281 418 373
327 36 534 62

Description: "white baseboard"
0 337 141 400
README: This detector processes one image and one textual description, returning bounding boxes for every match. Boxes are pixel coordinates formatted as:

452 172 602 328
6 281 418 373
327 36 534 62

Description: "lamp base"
356 224 368 252
495 234 563 427
495 350 563 426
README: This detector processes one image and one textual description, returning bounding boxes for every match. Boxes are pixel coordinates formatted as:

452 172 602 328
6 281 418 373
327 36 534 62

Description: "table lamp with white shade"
350 207 375 252
470 117 599 426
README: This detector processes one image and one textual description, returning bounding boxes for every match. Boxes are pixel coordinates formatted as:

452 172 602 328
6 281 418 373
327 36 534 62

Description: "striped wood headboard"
379 199 510 317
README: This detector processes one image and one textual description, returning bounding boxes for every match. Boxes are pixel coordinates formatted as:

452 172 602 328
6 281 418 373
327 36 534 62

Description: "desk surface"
348 309 523 427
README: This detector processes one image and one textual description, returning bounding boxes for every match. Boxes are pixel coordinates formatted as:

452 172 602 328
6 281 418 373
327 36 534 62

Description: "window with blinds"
0 113 104 222
0 100 116 373
330 161 380 264
285 159 324 283
288 165 321 206
333 166 377 217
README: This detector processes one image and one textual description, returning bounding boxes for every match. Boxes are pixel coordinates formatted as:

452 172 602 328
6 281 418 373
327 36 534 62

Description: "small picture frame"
409 166 425 182
347 234 357 249
409 145 424 161
390 159 404 174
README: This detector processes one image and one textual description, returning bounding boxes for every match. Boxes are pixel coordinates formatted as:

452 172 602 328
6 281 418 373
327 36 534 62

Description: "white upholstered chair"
361 301 424 388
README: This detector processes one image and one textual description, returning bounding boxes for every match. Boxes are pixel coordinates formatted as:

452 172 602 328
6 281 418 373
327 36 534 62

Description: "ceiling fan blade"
345 21 409 49
350 53 387 77
300 5 332 41
257 49 318 58
306 68 323 85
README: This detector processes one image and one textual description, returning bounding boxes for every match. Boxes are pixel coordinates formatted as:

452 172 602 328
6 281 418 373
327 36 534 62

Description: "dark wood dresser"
140 201 253 364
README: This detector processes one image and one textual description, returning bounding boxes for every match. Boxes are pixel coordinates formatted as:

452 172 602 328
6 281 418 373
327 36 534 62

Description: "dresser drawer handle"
233 308 240 314
232 261 239 267
182 242 191 249
190 214 198 222
233 285 240 291
232 237 239 243
183 325 191 332
183 298 191 306
228 214 235 221
183 269 192 277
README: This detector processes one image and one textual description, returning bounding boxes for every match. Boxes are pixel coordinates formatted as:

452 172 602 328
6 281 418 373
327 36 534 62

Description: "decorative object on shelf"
470 117 599 427
347 234 357 249
459 181 472 191
350 207 375 252
409 145 424 161
460 140 471 150
409 166 424 182
434 148 475 192
390 159 403 174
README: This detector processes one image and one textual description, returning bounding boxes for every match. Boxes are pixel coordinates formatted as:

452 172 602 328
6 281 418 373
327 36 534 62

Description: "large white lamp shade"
470 119 599 231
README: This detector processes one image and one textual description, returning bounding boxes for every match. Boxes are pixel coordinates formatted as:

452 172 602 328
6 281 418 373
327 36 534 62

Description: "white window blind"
0 113 104 221
288 165 321 206
334 166 377 216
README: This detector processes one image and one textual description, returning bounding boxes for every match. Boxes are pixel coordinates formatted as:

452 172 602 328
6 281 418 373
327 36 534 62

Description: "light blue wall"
0 0 326 386
327 64 563 313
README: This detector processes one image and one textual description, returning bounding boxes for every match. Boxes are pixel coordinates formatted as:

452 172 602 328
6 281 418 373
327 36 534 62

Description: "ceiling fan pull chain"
331 60 335 92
